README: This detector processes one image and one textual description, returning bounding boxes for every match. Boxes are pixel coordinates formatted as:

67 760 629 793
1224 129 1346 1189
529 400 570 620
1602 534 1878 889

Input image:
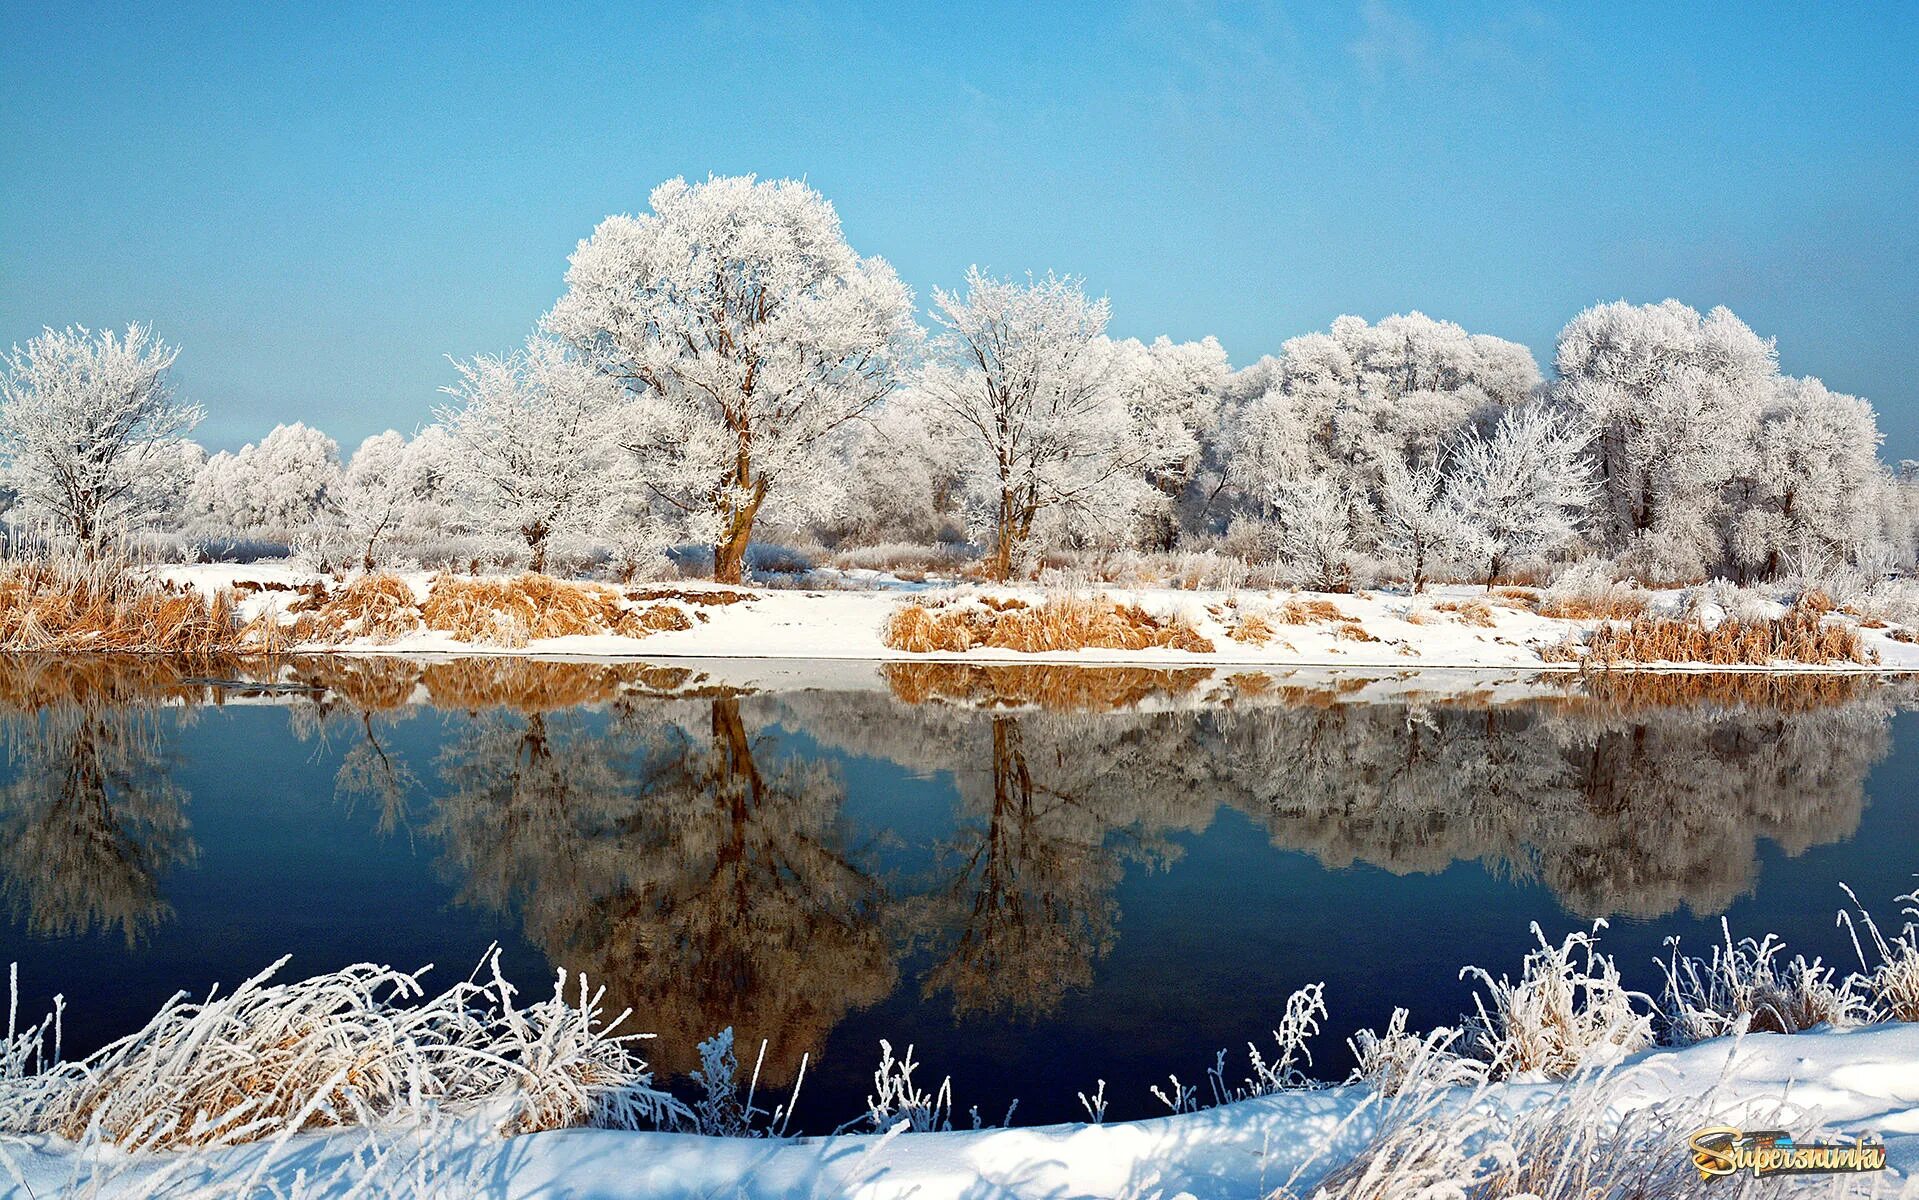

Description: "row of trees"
3 174 1911 587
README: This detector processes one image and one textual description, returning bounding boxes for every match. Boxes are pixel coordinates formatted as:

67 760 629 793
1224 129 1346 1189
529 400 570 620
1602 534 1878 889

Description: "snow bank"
144 564 1919 673
6 1024 1914 1198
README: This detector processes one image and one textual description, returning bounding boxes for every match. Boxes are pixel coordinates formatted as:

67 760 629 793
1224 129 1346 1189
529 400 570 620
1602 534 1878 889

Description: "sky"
3 2 1916 457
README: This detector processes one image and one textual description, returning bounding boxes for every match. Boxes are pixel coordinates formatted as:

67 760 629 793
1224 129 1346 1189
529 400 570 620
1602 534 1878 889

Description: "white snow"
6 1024 1915 1198
148 562 1919 673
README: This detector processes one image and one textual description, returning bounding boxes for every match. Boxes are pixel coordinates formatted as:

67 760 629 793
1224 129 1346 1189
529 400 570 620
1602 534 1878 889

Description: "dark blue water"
0 658 1912 1127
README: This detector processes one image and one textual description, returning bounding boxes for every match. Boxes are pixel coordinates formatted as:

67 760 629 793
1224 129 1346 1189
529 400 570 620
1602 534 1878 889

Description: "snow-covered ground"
5 1024 1914 1198
150 563 1919 672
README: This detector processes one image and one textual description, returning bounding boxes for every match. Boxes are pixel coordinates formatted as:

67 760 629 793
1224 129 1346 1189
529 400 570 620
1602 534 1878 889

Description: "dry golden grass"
1537 593 1652 621
291 573 421 643
883 661 1212 710
1227 612 1276 646
1491 587 1541 611
1542 601 1875 668
1275 598 1344 625
289 573 695 648
1333 621 1379 643
883 595 1215 655
1433 598 1497 627
0 560 274 660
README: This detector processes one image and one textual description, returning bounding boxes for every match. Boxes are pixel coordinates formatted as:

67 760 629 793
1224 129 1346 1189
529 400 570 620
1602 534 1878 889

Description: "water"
1 656 1914 1126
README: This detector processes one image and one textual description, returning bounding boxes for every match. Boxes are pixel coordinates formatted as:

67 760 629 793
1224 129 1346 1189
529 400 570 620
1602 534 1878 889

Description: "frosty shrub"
0 950 685 1151
861 1040 953 1133
1459 921 1653 1079
1345 1010 1486 1096
1840 881 1919 1023
1537 557 1651 620
1658 919 1865 1043
687 1026 805 1139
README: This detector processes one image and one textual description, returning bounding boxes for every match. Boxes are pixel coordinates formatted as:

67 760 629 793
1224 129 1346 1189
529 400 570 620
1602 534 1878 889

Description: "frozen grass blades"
1459 921 1654 1079
0 951 683 1152
1660 918 1866 1041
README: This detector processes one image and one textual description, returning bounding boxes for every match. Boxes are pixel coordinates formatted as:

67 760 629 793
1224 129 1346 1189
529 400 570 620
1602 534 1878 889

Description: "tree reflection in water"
0 702 195 944
0 655 1903 1086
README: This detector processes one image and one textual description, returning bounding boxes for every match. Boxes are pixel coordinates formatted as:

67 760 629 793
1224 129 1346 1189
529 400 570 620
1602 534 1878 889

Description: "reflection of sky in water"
0 661 1914 1125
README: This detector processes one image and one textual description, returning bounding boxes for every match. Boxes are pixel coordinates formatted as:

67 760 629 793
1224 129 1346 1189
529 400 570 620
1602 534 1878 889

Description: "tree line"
3 174 1912 589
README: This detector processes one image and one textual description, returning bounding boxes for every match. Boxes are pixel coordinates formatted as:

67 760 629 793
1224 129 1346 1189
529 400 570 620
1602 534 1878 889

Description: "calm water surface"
1 656 1913 1125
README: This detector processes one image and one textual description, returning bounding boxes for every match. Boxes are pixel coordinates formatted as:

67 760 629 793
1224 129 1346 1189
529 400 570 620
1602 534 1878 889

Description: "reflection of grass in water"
883 661 1212 711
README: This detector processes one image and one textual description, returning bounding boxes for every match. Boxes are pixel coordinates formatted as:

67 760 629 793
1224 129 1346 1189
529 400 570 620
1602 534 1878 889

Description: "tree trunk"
989 488 1020 582
523 521 550 575
713 494 764 585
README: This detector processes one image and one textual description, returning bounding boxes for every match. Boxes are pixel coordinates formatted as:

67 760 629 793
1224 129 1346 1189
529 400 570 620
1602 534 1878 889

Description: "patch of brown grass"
1228 612 1276 646
1433 599 1497 627
882 661 1212 710
0 560 268 660
1541 601 1875 668
1333 621 1379 643
883 595 1215 655
1276 598 1344 625
292 573 421 643
1537 594 1651 621
623 586 750 607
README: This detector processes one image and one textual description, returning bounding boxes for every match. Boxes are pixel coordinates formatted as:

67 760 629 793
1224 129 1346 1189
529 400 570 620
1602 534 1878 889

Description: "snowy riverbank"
5 1024 1915 1198
150 563 1919 673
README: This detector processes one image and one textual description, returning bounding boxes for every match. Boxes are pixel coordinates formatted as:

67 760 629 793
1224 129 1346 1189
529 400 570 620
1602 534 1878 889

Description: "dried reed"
1543 600 1875 668
883 595 1215 655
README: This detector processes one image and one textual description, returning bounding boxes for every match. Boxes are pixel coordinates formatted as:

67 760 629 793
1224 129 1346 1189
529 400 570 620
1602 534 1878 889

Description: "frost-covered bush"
1658 919 1864 1042
1459 922 1653 1079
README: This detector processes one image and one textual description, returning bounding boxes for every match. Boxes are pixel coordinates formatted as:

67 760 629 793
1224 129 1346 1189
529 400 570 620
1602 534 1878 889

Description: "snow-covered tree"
1728 376 1882 579
187 422 342 541
331 427 454 570
1268 476 1360 591
0 324 201 555
1103 335 1230 550
1220 313 1539 572
1554 300 1776 580
1445 402 1596 587
1375 457 1465 593
438 338 625 572
914 269 1197 579
545 175 920 583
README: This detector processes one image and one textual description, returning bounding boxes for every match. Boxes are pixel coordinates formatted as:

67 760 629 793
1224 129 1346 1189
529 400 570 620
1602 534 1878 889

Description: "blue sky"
3 2 1916 456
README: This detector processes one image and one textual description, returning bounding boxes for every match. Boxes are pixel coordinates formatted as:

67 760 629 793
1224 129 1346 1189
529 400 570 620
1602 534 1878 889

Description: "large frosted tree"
1728 376 1882 579
1223 312 1540 540
1445 402 1596 587
0 324 201 555
1554 300 1776 580
438 337 625 572
913 269 1201 579
545 175 919 583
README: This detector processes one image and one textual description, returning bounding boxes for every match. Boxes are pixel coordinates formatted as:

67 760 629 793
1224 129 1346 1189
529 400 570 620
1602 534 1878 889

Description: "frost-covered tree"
546 175 919 583
915 269 1196 579
1554 300 1775 580
1222 312 1539 547
0 324 201 555
1445 402 1596 587
1268 476 1360 591
1375 457 1465 593
439 338 626 572
331 428 455 570
1103 335 1230 549
1728 376 1882 579
187 422 342 541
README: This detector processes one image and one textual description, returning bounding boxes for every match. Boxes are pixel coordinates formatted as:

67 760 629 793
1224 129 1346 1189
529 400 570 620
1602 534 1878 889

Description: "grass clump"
0 558 276 659
1543 598 1874 667
0 951 684 1152
883 594 1215 655
291 572 421 642
1459 922 1652 1079
1840 882 1919 1023
1659 918 1864 1041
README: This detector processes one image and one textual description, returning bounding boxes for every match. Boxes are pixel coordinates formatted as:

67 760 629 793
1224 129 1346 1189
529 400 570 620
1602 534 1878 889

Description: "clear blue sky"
3 2 1916 456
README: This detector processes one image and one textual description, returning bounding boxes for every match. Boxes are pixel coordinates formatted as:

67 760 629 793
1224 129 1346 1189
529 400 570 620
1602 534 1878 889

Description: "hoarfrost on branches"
0 324 201 555
545 174 920 583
